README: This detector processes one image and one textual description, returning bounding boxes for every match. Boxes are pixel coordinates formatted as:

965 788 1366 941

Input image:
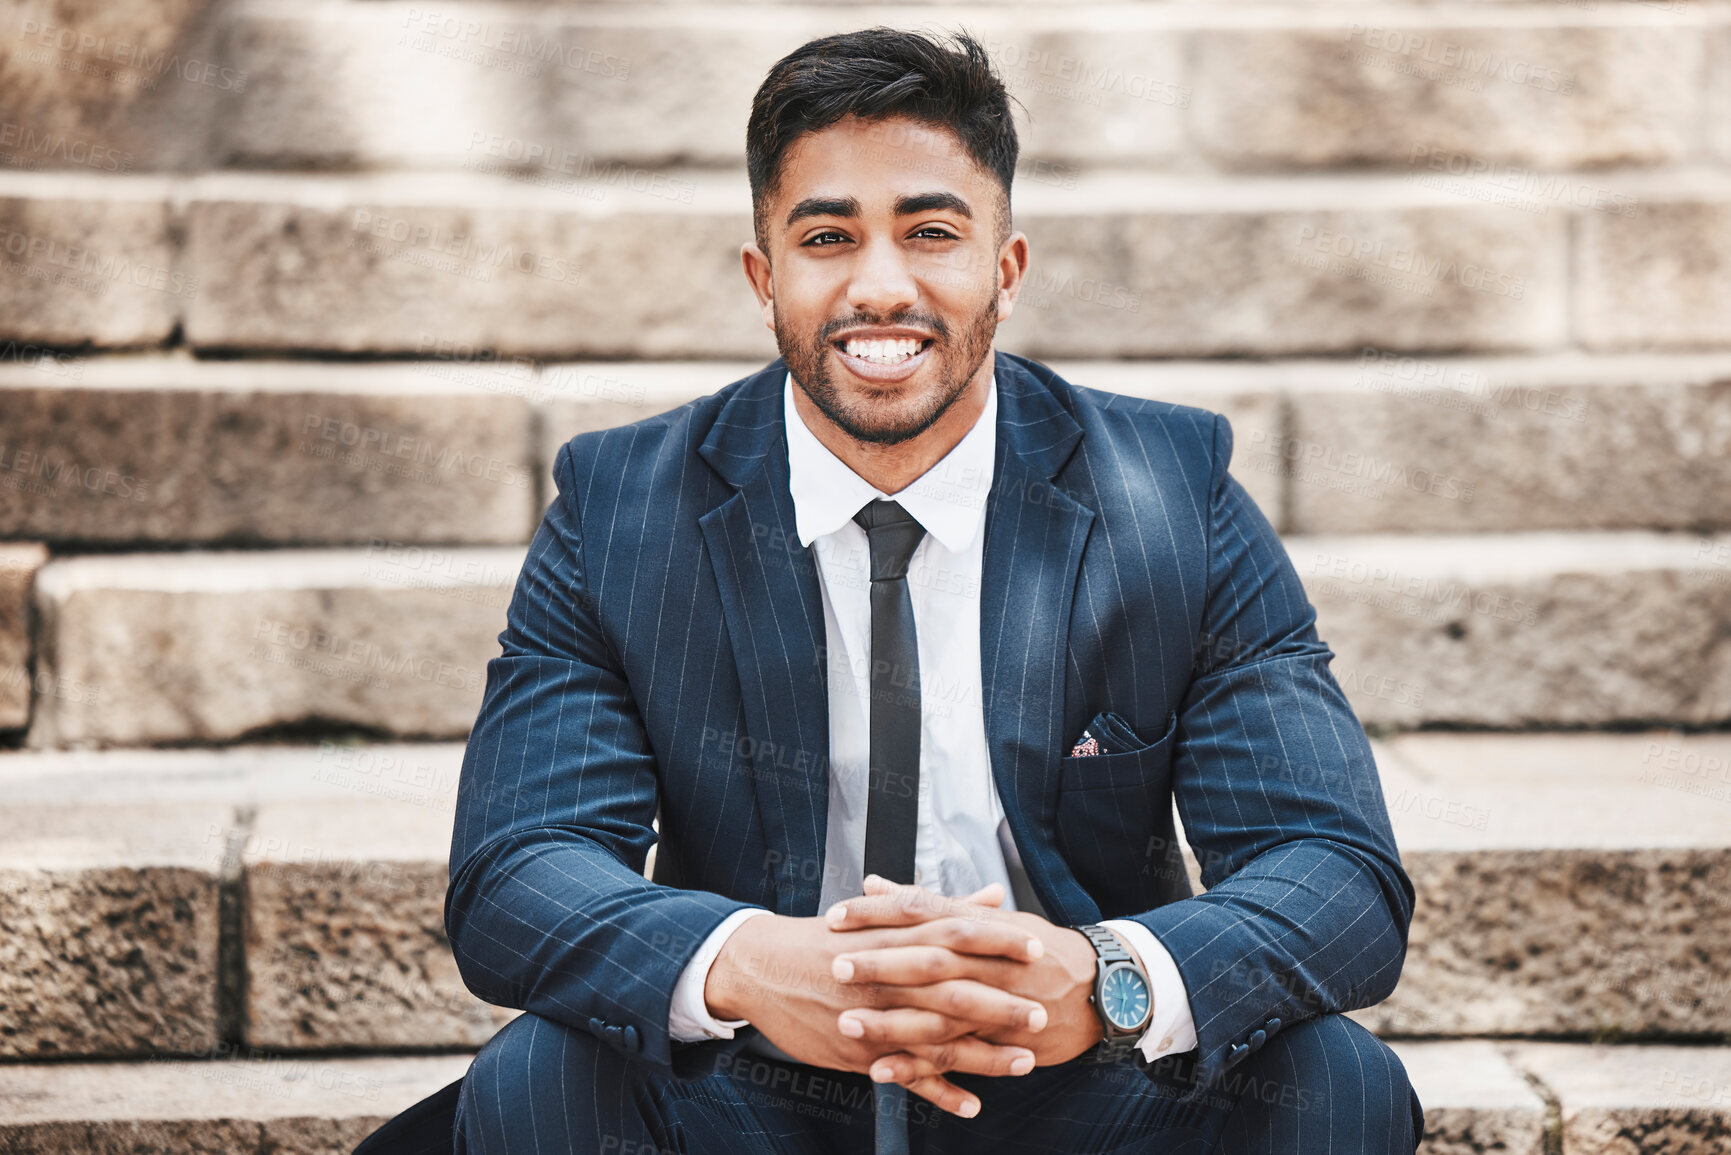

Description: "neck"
790 356 993 495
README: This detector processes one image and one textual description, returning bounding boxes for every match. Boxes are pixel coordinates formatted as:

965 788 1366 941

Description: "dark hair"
745 27 1020 255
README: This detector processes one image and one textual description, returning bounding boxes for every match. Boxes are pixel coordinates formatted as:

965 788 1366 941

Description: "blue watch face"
1100 965 1150 1031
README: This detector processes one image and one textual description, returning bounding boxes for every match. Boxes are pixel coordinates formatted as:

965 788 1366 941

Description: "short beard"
777 291 998 447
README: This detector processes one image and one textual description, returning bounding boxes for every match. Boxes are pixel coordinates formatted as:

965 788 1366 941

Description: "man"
438 26 1422 1155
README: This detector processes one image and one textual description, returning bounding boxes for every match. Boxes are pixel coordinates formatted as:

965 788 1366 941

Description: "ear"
994 231 1030 324
740 241 776 332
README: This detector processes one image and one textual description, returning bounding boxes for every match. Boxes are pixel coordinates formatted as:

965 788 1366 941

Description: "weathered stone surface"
182 174 774 358
0 1053 472 1154
1510 1043 1731 1155
538 360 747 471
1389 1041 1546 1155
1291 533 1731 728
1363 732 1731 1038
1191 24 1702 170
1045 360 1286 527
242 788 515 1050
212 8 1179 170
212 7 798 170
28 549 523 748
0 762 228 1058
1002 191 1568 357
0 0 234 172
1284 354 1731 533
1577 194 1731 351
0 542 47 728
1712 28 1731 166
178 172 1572 359
0 176 180 347
0 358 536 545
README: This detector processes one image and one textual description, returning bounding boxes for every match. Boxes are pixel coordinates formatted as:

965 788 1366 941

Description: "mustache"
816 311 950 343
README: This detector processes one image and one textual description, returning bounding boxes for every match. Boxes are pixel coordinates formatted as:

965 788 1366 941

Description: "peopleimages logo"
17 20 248 91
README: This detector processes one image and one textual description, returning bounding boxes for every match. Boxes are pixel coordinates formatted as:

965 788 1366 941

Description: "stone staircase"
3 1 1730 1152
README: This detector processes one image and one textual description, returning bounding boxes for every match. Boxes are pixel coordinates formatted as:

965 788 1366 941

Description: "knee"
455 1012 650 1153
1217 1015 1422 1153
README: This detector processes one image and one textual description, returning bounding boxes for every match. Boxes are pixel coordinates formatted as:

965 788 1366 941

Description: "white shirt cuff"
1101 918 1198 1063
668 908 775 1042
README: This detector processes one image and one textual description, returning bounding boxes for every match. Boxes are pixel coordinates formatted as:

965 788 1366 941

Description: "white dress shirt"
667 371 1198 1064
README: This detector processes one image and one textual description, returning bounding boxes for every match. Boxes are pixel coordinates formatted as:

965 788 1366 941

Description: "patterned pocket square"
1067 710 1145 757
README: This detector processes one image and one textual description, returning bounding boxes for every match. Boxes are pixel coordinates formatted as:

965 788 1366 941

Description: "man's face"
742 114 1026 446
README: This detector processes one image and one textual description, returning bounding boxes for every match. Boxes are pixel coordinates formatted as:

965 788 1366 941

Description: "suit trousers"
452 1010 1423 1154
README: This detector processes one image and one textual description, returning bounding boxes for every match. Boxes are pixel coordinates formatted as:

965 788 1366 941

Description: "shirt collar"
784 370 996 553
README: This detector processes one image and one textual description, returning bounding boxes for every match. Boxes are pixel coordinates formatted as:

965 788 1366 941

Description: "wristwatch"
1073 923 1153 1063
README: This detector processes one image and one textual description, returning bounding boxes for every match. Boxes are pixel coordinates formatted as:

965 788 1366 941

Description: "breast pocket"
1055 710 1178 904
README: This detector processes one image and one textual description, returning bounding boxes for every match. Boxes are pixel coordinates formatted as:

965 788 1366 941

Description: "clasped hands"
705 874 1124 1119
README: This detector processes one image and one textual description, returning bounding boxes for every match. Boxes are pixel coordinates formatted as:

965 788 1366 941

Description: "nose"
845 235 919 319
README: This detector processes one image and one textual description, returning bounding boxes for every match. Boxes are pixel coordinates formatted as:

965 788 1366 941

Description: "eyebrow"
784 191 974 229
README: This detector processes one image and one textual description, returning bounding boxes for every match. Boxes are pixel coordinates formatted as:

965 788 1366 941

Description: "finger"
828 878 994 931
830 960 1048 1031
901 1072 983 1119
870 1037 1038 1083
838 915 1043 966
878 1067 981 1119
839 1005 967 1047
964 881 1006 907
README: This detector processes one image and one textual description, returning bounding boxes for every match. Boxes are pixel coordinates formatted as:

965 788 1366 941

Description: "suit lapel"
698 362 831 915
694 354 1098 922
979 353 1098 925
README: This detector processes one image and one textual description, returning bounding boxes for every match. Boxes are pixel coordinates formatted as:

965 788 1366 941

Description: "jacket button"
587 1017 605 1037
622 1025 640 1053
1225 1043 1249 1068
1248 1029 1266 1052
604 1024 624 1049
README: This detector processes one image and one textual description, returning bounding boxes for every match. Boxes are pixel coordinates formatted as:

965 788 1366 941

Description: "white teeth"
843 337 923 364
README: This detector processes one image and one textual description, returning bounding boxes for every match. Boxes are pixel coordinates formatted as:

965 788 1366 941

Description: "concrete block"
182 174 773 358
28 549 523 747
241 784 515 1050
1292 532 1731 728
1003 191 1568 357
1366 733 1731 1038
0 357 537 545
0 542 47 728
0 1053 472 1154
0 780 226 1059
1510 1043 1731 1155
1192 24 1702 170
1577 196 1731 351
0 176 180 347
1390 1041 1546 1155
1284 353 1731 533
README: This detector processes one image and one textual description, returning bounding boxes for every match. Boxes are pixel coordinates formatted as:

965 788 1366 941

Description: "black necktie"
853 498 927 1155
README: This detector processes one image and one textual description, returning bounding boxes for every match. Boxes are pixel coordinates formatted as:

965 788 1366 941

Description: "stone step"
22 528 1731 745
0 1052 473 1154
0 1039 1724 1155
4 3 1715 174
1 733 1728 1057
0 543 46 729
3 352 1728 552
1293 531 1731 729
26 549 524 748
18 170 1731 358
0 354 741 548
1362 731 1731 1039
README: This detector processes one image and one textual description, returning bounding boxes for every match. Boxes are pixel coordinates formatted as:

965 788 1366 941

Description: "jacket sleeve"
1127 412 1414 1092
445 438 770 1078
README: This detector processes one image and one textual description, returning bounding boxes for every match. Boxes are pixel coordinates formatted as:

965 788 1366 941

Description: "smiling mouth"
833 336 935 366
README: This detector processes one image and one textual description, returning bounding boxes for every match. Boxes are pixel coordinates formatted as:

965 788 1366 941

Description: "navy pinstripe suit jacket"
445 349 1413 1093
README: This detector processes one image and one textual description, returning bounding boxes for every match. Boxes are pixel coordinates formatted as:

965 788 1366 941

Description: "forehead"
775 114 992 204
